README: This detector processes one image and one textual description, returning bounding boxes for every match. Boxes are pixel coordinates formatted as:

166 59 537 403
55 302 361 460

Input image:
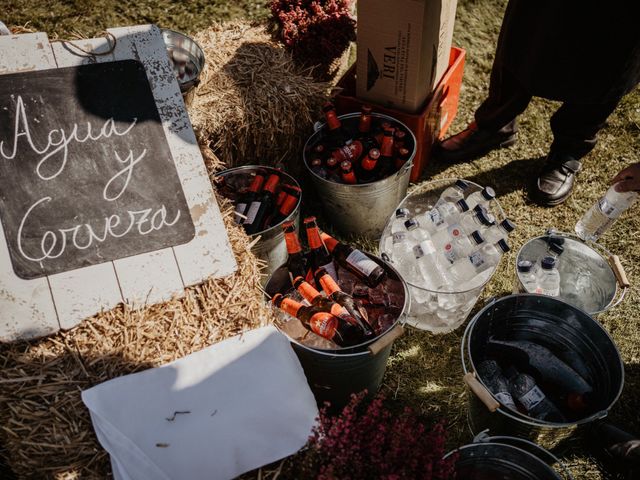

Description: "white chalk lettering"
103 149 147 201
17 197 182 262
0 95 138 180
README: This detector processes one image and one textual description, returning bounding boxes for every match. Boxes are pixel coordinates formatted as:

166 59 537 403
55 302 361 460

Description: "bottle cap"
311 157 323 167
541 256 556 269
548 235 565 246
500 218 516 233
271 293 284 307
413 244 424 258
549 242 564 256
340 160 352 172
282 220 295 233
313 143 325 153
517 260 533 273
303 216 317 226
481 186 496 201
404 218 419 230
497 239 510 253
395 208 410 218
457 199 470 212
473 204 486 214
326 156 338 168
471 230 485 245
475 209 495 226
455 179 470 190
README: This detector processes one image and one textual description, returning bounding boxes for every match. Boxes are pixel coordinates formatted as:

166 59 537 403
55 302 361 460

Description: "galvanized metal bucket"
515 230 629 315
161 28 205 105
379 178 505 333
444 431 573 480
264 254 408 409
461 294 624 449
216 166 302 280
303 112 416 238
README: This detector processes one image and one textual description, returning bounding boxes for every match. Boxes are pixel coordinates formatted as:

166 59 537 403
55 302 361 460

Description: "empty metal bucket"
303 112 415 238
444 431 572 480
161 28 205 105
461 294 624 449
515 231 629 315
216 166 302 279
264 254 408 409
379 178 506 333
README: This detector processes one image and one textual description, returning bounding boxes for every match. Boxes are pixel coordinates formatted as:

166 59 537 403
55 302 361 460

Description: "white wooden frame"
0 26 236 342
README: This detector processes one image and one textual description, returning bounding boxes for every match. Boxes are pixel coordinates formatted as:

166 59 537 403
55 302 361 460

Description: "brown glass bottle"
321 232 386 287
269 186 300 226
378 129 395 178
234 173 264 224
282 221 307 283
315 268 375 335
243 173 280 234
293 276 352 321
340 160 357 184
272 293 365 347
358 148 381 183
304 217 338 280
322 102 349 148
395 147 411 170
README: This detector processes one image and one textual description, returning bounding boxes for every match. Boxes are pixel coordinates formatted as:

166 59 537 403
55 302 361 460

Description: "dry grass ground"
0 0 638 479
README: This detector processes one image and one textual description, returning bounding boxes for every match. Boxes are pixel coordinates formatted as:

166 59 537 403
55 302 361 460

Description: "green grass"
2 0 638 478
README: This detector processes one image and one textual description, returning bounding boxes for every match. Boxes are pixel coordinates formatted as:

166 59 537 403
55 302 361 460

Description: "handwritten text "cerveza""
0 95 181 263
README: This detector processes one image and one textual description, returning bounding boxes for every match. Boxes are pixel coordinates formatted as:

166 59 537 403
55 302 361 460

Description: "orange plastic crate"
335 47 466 182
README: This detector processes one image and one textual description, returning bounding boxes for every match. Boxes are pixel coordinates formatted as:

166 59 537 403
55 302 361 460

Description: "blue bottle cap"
517 260 533 273
457 199 470 212
500 218 516 232
481 186 496 201
395 207 410 218
497 239 510 253
455 179 470 190
404 218 419 230
471 230 485 245
541 256 556 269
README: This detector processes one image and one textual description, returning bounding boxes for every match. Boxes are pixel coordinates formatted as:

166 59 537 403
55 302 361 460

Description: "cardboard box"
338 47 466 182
356 0 458 113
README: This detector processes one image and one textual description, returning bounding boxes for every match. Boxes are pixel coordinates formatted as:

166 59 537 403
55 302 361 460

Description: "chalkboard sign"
0 59 195 280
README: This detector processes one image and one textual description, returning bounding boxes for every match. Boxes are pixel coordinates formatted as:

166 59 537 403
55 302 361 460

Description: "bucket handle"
463 372 500 412
608 254 630 288
473 431 575 480
368 324 404 356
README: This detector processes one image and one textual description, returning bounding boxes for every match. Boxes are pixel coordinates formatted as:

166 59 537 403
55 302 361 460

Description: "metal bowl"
161 28 205 93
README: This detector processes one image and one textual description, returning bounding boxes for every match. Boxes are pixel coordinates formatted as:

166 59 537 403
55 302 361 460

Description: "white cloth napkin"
82 326 318 480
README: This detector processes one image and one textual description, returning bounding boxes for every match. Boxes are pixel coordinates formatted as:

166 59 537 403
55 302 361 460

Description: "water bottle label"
418 239 436 256
443 243 459 264
519 386 545 410
541 287 560 297
495 392 516 409
469 251 485 269
392 232 407 244
598 198 619 217
234 203 247 224
244 201 261 225
428 208 444 227
346 250 379 276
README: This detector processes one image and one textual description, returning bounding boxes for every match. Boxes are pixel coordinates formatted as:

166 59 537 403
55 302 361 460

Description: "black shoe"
531 151 582 207
435 121 517 163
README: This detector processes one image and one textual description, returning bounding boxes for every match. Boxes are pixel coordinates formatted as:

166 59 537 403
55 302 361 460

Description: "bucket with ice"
515 230 629 316
379 179 512 333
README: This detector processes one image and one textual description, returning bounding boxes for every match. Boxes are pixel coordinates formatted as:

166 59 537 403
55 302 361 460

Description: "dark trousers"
474 65 622 159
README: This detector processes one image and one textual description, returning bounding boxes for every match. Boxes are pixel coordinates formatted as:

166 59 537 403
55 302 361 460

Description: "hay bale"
0 194 276 479
189 21 330 174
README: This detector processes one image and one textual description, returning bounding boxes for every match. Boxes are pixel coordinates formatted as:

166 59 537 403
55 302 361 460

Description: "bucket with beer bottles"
264 227 408 409
303 108 416 239
215 166 302 278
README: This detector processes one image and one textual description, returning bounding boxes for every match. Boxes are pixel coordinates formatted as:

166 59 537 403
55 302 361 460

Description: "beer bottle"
340 160 357 184
315 267 375 335
322 102 349 148
394 129 406 151
293 276 354 323
304 217 338 280
282 221 308 282
378 129 396 178
358 148 381 183
244 173 280 234
269 188 299 226
320 231 386 287
357 105 373 136
275 189 287 208
272 293 365 347
395 147 411 170
310 157 328 179
330 141 364 164
234 173 264 224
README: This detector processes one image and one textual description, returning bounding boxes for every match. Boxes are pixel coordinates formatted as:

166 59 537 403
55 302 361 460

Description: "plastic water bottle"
508 370 566 423
482 218 516 244
440 230 485 265
413 244 450 289
391 208 411 234
476 360 518 410
575 183 638 242
431 206 495 248
449 239 510 283
465 186 496 210
390 232 414 271
535 256 560 297
435 179 470 207
416 199 470 234
404 218 432 244
517 260 538 293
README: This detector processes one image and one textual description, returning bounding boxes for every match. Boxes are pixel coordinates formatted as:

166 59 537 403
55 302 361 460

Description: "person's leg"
437 64 532 163
531 98 622 206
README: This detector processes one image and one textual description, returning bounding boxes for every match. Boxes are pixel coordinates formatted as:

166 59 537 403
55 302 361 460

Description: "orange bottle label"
278 194 298 216
280 297 302 318
284 231 303 255
320 232 338 253
309 312 338 339
297 280 321 303
319 273 340 295
330 303 349 318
